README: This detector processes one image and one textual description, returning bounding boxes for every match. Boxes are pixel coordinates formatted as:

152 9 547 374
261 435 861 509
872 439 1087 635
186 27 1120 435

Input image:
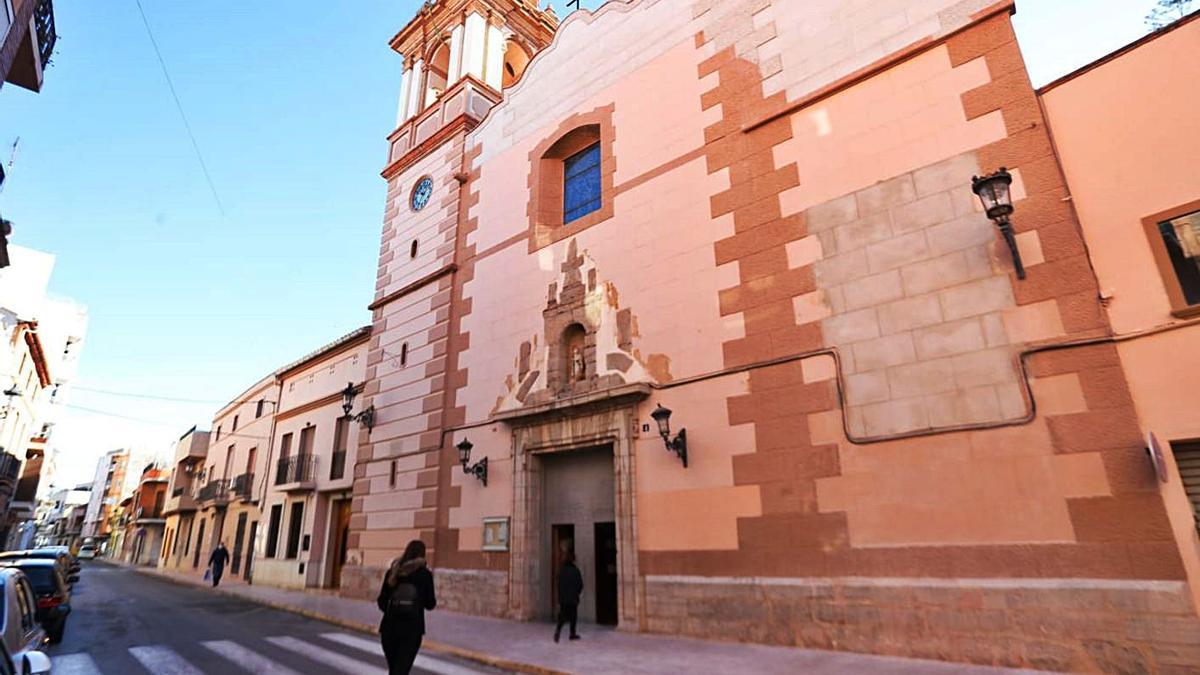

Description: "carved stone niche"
534 240 625 402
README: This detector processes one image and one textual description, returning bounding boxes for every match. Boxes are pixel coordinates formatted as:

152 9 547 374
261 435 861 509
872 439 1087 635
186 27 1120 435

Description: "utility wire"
132 0 226 217
61 403 270 443
73 386 223 404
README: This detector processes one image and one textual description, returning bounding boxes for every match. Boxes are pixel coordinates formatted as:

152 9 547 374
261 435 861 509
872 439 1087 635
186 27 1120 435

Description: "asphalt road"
45 562 507 675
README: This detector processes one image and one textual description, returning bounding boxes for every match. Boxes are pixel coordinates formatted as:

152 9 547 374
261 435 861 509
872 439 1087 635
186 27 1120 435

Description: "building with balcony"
118 465 168 567
0 0 55 93
252 326 368 590
33 484 88 548
184 375 276 581
81 448 125 551
160 427 209 571
334 0 1200 670
0 245 87 549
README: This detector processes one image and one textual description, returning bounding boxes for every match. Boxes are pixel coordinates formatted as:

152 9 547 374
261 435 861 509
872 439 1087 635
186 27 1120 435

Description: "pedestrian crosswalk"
49 631 493 675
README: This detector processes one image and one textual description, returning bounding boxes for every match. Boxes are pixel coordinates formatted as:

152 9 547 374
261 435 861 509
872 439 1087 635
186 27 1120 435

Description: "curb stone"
98 560 568 675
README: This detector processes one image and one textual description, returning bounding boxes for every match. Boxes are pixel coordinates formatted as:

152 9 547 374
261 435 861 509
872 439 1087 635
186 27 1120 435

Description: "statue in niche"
571 345 586 382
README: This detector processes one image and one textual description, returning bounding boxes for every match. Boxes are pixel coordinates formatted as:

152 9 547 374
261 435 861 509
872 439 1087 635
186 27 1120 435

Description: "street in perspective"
2 0 1200 674
46 563 496 675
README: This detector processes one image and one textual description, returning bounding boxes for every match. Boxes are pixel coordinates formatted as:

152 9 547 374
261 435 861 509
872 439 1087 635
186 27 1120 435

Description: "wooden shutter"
1173 441 1200 533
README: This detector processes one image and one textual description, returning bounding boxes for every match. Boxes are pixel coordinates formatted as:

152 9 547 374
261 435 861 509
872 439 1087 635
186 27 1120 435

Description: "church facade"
340 0 1200 670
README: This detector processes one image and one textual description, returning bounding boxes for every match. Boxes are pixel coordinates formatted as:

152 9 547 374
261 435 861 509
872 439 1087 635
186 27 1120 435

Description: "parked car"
76 544 96 560
35 547 76 573
0 632 48 675
0 561 70 644
0 551 74 583
0 568 47 662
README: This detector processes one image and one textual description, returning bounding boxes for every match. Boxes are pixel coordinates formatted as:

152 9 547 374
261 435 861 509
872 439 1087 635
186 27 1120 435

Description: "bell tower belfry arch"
341 1 557 600
391 0 558 130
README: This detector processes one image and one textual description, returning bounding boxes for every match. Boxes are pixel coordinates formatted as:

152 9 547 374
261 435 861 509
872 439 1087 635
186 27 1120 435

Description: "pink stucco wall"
1041 15 1200 613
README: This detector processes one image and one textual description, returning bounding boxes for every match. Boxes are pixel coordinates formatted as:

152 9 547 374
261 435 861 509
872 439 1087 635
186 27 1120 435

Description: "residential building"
80 447 159 552
161 427 210 571
0 245 87 548
1040 10 1200 614
251 327 368 590
0 0 54 94
117 465 168 566
34 483 88 548
81 449 124 548
185 375 276 581
340 0 1200 670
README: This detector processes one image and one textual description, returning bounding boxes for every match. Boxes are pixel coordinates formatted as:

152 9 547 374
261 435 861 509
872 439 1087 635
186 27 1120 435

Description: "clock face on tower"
410 176 434 212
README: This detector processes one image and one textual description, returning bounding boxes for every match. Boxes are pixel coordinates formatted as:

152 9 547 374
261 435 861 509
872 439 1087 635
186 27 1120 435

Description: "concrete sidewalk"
107 560 1044 675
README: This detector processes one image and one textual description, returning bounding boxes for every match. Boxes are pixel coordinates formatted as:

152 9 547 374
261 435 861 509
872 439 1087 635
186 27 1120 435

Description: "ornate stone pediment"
492 239 666 415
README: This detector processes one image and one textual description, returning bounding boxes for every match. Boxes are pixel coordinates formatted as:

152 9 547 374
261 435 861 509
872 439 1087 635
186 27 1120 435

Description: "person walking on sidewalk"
554 550 583 643
378 539 437 675
207 541 230 588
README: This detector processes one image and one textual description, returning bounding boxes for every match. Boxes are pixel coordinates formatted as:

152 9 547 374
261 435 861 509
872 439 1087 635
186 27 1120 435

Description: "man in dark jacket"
208 541 230 587
554 551 584 642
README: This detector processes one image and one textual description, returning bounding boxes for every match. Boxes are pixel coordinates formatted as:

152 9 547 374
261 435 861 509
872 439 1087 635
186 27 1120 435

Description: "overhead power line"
61 403 270 443
132 0 226 216
73 386 223 404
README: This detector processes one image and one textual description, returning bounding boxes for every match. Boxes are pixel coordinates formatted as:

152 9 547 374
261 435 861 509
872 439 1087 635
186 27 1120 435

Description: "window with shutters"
1172 440 1200 535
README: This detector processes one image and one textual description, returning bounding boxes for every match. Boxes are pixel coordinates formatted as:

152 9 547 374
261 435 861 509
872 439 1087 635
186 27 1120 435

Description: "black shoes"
569 634 581 640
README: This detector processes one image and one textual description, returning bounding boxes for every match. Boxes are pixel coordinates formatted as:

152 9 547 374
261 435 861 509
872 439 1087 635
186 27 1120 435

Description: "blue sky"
0 0 1163 485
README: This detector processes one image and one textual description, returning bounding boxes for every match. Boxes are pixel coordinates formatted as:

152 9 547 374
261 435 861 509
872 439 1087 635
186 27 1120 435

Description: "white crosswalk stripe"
128 645 205 675
266 635 387 674
47 652 102 675
320 632 488 675
201 639 304 675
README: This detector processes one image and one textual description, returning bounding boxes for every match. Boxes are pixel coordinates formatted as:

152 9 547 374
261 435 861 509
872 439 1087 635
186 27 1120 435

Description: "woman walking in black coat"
377 540 437 675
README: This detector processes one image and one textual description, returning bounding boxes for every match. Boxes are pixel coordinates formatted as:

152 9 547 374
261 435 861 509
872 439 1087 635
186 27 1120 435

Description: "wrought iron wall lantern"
457 439 488 486
971 167 1025 279
340 382 376 431
0 386 18 420
650 404 688 468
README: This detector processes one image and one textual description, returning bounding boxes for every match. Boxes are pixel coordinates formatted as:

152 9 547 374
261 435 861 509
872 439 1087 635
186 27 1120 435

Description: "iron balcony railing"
135 506 163 520
0 453 20 484
33 0 57 66
275 455 316 486
195 479 229 503
329 450 347 480
231 473 255 501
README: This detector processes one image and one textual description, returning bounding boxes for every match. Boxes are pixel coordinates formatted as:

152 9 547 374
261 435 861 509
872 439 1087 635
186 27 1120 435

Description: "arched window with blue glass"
563 142 602 224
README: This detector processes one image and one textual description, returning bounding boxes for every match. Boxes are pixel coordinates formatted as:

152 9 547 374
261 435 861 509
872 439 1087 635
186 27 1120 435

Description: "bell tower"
342 1 557 598
391 0 558 130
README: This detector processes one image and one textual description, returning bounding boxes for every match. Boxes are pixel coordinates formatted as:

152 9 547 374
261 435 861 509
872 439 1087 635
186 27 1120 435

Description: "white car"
76 545 96 560
0 569 50 674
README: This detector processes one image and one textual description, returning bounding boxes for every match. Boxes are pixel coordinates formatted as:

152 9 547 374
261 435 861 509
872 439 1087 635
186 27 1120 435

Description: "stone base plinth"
643 576 1200 673
338 564 508 619
437 569 508 617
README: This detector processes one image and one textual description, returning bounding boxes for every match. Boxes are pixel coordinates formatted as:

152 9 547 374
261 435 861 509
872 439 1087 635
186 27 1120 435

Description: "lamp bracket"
995 216 1027 280
664 428 688 468
463 456 488 486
